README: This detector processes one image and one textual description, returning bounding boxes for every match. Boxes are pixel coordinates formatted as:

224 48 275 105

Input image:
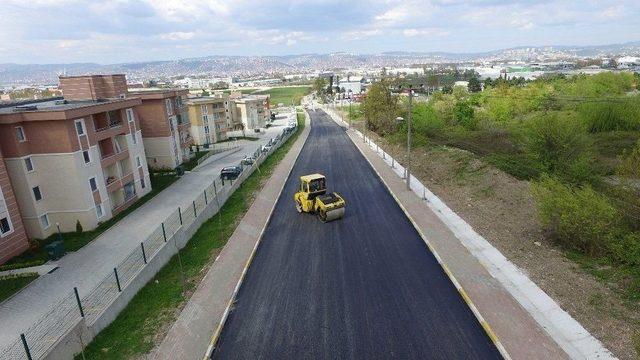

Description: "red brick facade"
0 149 29 264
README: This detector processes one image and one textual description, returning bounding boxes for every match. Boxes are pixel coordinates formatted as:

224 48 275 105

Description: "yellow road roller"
294 173 345 222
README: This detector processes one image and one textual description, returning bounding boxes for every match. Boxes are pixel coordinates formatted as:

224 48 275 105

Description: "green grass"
181 152 208 171
0 273 38 303
78 114 306 359
254 86 311 107
7 175 178 267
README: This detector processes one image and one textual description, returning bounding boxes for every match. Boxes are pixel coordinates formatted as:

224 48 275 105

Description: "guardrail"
0 122 300 360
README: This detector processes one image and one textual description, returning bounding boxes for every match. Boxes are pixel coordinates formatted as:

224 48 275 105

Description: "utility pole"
406 85 413 190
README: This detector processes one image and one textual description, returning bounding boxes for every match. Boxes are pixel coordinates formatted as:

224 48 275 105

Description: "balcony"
94 111 126 140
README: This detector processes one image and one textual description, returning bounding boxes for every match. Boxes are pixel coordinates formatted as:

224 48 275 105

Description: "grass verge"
77 114 305 359
7 174 179 267
0 273 39 303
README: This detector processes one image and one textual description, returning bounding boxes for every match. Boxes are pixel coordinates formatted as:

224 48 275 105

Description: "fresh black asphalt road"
213 110 502 359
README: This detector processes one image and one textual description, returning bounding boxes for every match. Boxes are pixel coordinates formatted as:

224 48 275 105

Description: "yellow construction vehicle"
294 173 346 222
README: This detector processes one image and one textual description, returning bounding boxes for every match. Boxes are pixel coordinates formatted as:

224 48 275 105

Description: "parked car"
241 156 255 165
220 166 242 180
261 144 273 153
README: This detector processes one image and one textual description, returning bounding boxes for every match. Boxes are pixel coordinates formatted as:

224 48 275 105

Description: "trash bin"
176 166 185 176
45 240 65 260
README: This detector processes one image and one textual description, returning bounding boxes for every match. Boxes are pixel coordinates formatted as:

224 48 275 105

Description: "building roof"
185 95 228 105
128 88 188 100
0 96 141 123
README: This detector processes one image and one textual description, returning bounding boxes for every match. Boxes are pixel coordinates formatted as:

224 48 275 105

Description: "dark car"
220 166 242 180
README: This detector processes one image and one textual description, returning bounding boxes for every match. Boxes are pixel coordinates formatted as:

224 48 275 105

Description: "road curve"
213 109 502 359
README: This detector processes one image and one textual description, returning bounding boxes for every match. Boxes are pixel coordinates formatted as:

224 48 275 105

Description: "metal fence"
0 122 300 360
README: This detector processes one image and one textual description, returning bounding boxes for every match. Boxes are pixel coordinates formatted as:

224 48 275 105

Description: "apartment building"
0 148 29 264
0 74 151 239
129 88 193 169
228 93 271 130
187 95 230 145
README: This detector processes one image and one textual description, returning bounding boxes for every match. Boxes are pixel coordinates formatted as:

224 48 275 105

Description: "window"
74 120 85 136
96 203 104 218
83 150 91 164
176 96 183 108
204 125 210 134
165 99 173 116
15 126 26 142
89 177 97 192
32 186 42 201
39 214 50 228
131 132 137 145
136 156 141 168
202 114 209 123
0 217 12 235
24 157 34 172
141 177 146 189
201 104 208 114
126 108 134 123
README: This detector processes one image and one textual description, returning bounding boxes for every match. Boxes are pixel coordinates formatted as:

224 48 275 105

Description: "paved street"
0 110 296 350
213 110 501 359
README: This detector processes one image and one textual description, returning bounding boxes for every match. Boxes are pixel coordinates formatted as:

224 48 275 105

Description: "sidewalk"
323 105 613 359
0 114 294 350
150 112 310 360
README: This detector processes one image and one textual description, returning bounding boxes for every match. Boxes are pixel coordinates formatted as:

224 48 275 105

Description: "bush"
75 220 83 234
454 101 476 130
608 232 640 266
532 175 619 256
579 100 640 132
523 112 594 184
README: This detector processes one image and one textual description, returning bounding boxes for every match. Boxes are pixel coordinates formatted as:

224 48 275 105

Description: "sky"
0 0 639 64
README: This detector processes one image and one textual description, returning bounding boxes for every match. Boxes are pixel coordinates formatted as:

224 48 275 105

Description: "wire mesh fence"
0 122 299 360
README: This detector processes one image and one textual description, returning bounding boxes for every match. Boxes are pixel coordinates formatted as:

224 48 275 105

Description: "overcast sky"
1 0 638 64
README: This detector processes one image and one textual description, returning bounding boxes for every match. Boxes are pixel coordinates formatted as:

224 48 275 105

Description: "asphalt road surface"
213 109 502 359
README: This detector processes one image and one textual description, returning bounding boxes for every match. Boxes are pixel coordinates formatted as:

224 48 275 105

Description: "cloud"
0 0 638 63
160 32 196 41
402 28 450 37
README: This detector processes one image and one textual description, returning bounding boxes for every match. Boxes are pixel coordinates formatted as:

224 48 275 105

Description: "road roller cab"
294 174 345 222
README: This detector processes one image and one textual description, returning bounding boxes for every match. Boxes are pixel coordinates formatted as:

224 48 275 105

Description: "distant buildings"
0 74 152 241
129 88 193 169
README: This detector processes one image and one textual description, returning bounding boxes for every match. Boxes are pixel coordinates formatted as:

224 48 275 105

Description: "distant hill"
2 41 639 85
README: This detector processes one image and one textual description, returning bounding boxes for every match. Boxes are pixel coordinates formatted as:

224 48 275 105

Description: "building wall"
135 94 192 169
0 150 29 264
4 149 105 239
59 75 128 101
142 137 176 169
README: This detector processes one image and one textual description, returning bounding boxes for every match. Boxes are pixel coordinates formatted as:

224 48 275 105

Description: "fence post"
73 287 84 318
162 222 167 242
178 207 183 225
204 189 208 205
422 187 426 200
114 268 121 292
141 242 147 264
391 158 395 168
20 334 32 360
193 200 197 218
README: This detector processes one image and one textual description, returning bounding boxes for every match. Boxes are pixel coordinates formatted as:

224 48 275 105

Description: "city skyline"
1 0 639 64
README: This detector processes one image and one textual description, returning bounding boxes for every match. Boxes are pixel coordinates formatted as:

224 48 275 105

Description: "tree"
361 80 399 135
468 77 482 92
312 77 327 96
